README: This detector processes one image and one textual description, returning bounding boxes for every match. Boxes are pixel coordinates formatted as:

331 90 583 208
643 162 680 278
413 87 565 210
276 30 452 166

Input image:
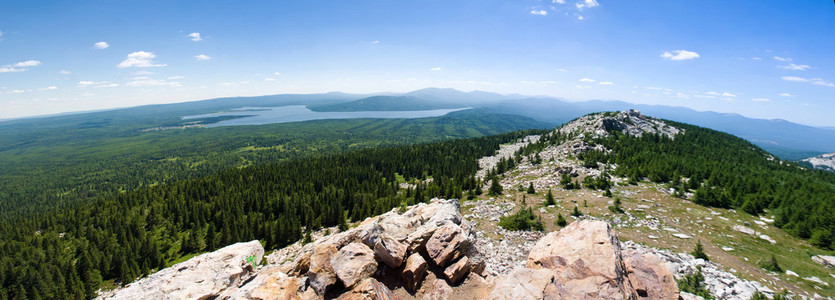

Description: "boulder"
336 278 394 300
443 256 472 284
679 291 706 300
425 198 463 226
98 240 264 300
622 250 679 299
374 236 407 268
307 243 339 296
405 222 438 254
426 222 470 267
525 220 637 300
487 268 554 300
218 266 301 300
732 225 756 236
331 243 379 289
402 253 428 292
812 255 835 268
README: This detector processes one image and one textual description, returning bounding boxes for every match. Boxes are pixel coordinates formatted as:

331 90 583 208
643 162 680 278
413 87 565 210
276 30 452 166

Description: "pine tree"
544 189 555 206
527 183 536 194
691 240 709 261
555 213 567 227
571 206 582 217
488 176 503 196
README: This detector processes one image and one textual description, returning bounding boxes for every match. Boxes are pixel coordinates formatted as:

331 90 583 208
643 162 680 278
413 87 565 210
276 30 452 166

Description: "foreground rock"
489 220 676 299
97 240 264 300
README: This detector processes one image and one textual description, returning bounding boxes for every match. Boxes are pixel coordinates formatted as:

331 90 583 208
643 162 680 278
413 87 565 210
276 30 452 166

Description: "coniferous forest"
0 129 538 300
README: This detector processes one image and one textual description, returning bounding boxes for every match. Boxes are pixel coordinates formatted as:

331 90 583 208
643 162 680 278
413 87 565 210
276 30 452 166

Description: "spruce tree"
527 183 536 194
545 189 555 206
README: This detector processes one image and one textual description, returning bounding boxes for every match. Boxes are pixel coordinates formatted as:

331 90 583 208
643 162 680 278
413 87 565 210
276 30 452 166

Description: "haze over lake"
182 105 471 127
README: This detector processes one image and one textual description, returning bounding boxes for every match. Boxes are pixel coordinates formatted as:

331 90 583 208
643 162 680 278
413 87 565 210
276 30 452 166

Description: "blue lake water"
182 105 471 127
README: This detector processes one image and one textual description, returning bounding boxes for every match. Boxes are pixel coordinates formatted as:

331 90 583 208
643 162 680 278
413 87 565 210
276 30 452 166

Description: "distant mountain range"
3 87 832 160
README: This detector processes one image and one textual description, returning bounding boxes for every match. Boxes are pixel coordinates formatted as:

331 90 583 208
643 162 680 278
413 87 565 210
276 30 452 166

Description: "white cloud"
189 32 202 41
14 60 41 67
693 95 716 99
576 0 599 10
93 41 109 49
59 70 71 75
645 86 663 90
773 56 791 62
577 14 584 20
265 78 276 81
706 91 721 96
0 60 42 73
9 89 27 94
273 72 282 76
552 0 566 3
0 67 24 73
579 78 595 82
722 92 736 97
661 50 700 61
117 51 166 68
812 80 835 87
752 98 770 102
167 75 184 80
780 63 810 71
40 86 58 90
127 77 181 87
194 54 211 61
599 81 614 85
779 93 793 97
78 81 118 88
530 9 548 16
133 70 153 75
371 40 380 44
431 67 442 71
781 76 809 82
751 57 762 60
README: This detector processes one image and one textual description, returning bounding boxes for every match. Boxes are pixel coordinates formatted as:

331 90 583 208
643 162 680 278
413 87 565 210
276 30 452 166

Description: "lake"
182 105 471 127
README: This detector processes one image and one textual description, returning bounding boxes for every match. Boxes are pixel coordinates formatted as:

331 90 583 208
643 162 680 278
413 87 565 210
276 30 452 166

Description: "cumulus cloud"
779 93 793 97
194 54 211 61
40 86 58 90
93 41 109 49
430 67 442 71
722 92 736 97
752 98 770 102
812 80 835 87
661 50 700 61
599 81 614 85
59 70 71 75
576 0 599 10
780 63 810 71
167 75 184 80
530 9 548 15
773 56 791 62
189 32 202 41
0 67 24 73
578 78 595 82
553 0 566 3
117 51 166 68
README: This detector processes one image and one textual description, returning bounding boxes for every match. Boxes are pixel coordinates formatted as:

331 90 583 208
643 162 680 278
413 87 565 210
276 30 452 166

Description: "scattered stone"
721 247 734 252
786 270 799 277
812 255 835 268
373 236 406 268
426 222 469 267
337 278 394 300
673 233 692 239
758 234 776 245
443 256 472 284
733 225 756 235
803 276 830 287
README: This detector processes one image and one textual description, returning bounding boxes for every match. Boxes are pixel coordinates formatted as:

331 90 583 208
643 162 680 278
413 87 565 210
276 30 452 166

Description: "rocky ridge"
557 109 682 140
98 196 785 300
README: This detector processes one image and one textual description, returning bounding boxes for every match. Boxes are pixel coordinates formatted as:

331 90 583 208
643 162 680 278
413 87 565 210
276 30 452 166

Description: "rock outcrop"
97 240 264 300
491 220 652 300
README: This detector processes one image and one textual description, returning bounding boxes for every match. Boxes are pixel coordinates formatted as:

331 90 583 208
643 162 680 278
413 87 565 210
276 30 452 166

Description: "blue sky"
1 0 834 126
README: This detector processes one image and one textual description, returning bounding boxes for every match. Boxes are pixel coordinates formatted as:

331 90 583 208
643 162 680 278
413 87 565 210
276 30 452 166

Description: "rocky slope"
801 152 835 172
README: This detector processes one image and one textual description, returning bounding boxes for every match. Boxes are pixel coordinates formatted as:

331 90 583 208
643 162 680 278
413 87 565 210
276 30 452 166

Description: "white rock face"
557 109 683 140
813 255 835 268
97 240 264 300
801 152 835 172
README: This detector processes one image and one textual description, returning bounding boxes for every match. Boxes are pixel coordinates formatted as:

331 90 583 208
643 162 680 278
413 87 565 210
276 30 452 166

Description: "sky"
1 0 834 126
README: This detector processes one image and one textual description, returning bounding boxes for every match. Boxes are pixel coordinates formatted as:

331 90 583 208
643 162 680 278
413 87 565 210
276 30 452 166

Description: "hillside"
86 110 835 299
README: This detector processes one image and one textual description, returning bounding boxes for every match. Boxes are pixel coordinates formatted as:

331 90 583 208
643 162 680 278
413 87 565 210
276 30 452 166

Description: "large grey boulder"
812 255 835 268
97 240 264 300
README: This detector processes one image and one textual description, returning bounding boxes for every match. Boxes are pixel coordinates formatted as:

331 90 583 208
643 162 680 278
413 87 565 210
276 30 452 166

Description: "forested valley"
0 128 541 300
